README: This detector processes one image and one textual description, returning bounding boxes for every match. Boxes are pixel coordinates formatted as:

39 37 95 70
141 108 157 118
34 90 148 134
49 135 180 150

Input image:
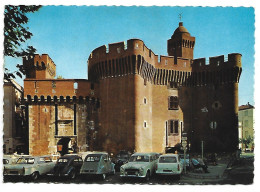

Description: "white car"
120 152 160 181
155 154 183 179
3 156 55 180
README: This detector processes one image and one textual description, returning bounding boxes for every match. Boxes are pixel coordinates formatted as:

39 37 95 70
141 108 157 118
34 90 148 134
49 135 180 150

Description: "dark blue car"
47 155 83 179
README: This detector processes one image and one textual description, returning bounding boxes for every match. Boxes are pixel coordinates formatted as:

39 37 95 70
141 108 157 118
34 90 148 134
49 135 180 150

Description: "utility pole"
201 140 204 160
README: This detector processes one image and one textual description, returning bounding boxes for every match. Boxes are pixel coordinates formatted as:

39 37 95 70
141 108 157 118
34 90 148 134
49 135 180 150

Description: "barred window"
168 96 179 110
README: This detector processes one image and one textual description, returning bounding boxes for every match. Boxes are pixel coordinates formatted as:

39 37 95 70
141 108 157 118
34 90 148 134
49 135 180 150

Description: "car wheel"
31 171 39 180
145 171 150 181
102 173 106 180
69 170 76 179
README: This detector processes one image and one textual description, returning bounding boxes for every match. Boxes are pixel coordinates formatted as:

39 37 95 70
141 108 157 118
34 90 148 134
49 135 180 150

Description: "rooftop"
239 102 254 110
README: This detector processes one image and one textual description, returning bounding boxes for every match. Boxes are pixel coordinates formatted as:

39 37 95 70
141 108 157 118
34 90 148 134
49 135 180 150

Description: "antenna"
178 13 183 21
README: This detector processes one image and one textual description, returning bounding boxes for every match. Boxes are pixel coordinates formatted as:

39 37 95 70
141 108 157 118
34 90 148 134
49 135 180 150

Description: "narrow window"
168 120 179 135
245 120 248 127
175 121 179 134
165 60 168 65
144 98 147 104
91 83 94 90
34 81 38 88
52 81 56 88
144 121 147 128
74 82 78 89
170 120 174 134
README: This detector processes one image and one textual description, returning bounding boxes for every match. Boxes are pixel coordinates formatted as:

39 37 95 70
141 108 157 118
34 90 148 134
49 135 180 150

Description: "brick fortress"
23 22 242 156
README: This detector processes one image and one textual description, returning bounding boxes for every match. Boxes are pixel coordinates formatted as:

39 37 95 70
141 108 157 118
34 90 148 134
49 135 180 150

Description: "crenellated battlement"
192 53 242 71
22 94 99 104
23 54 56 79
88 38 193 74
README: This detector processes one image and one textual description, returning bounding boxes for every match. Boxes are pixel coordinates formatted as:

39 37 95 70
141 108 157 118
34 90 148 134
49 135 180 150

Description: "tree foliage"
4 5 41 81
239 136 254 148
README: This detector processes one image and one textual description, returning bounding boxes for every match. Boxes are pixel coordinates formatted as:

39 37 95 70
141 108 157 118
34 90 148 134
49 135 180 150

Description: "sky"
4 6 255 106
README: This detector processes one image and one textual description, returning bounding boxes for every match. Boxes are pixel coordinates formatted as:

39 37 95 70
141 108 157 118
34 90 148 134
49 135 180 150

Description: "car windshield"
159 156 177 163
117 154 129 159
17 158 35 164
85 154 102 162
129 155 149 162
57 158 68 164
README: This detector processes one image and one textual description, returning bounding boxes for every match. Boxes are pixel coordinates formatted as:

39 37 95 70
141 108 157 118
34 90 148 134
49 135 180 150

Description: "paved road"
220 155 254 184
3 172 225 185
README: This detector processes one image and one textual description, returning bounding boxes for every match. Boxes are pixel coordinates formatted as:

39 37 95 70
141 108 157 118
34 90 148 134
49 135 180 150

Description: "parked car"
120 152 160 181
155 154 183 179
3 156 55 180
3 154 31 165
3 155 18 165
113 150 132 172
80 152 115 180
47 155 83 179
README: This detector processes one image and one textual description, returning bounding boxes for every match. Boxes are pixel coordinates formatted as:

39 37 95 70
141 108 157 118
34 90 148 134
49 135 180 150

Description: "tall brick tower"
167 22 195 60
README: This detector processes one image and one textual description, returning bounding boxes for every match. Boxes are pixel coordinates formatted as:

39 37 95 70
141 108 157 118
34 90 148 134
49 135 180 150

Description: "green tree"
239 136 254 149
4 5 41 81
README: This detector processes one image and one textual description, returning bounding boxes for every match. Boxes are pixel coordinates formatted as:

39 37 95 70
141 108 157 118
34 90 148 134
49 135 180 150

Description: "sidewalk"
182 159 229 179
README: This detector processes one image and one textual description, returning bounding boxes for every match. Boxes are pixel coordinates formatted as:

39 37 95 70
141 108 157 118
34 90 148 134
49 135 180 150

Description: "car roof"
132 152 159 156
160 154 179 157
62 155 81 159
87 152 108 155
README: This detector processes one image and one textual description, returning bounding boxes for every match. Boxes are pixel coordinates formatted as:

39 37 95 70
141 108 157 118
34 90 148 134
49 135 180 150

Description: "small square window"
169 82 178 89
168 96 179 110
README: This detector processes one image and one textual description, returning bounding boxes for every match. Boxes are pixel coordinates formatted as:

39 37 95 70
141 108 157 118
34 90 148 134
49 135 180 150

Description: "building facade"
238 102 254 151
23 22 242 156
4 79 27 154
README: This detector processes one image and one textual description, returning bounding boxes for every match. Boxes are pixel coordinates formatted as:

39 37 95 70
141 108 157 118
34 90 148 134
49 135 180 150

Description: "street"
220 153 254 184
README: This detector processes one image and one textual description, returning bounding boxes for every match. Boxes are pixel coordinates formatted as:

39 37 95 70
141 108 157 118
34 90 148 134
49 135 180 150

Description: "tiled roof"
239 103 254 110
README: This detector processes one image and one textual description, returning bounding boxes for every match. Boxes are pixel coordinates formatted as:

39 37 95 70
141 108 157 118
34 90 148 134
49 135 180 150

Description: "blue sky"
4 6 255 106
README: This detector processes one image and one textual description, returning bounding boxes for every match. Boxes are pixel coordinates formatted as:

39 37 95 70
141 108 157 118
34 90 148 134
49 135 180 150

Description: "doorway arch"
57 138 71 156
